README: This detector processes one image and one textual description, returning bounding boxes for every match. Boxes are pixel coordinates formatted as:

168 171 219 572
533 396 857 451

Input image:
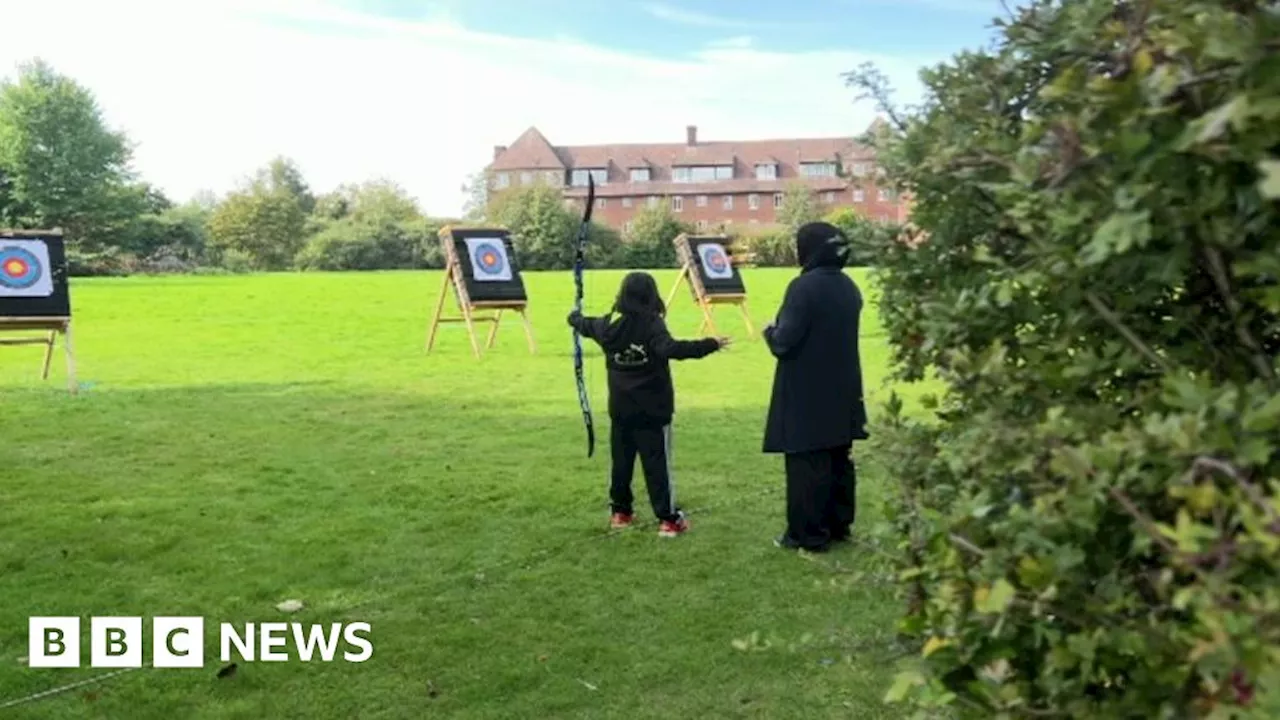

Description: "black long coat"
762 244 868 454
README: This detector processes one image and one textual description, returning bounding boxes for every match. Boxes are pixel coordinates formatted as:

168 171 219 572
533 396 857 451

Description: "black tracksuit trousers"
609 420 679 523
782 444 856 551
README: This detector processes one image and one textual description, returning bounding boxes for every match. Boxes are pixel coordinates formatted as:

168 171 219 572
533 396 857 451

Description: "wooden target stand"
0 317 76 392
665 233 756 338
426 226 536 358
1 229 77 393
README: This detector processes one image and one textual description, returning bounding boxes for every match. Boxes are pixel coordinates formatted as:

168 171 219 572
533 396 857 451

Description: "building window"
852 188 865 202
822 191 835 204
571 168 607 186
722 195 733 210
878 188 892 201
494 172 510 189
851 162 871 177
773 193 783 208
696 195 707 207
755 163 777 180
672 196 683 212
647 196 659 208
748 193 759 210
629 168 650 183
622 197 632 208
672 165 733 183
520 171 533 185
597 198 606 209
799 161 837 177
624 221 634 233
544 170 562 185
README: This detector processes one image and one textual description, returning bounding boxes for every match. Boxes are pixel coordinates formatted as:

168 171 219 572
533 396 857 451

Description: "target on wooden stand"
0 229 77 393
426 226 536 358
665 233 755 338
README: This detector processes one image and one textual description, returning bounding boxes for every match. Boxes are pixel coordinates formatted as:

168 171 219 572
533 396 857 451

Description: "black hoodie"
762 222 869 453
568 311 720 425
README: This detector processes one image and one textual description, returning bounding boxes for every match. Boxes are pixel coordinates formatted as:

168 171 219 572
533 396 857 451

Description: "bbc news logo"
28 617 372 668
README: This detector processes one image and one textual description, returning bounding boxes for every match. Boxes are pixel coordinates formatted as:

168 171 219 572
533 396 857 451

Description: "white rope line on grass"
0 482 802 711
0 666 144 711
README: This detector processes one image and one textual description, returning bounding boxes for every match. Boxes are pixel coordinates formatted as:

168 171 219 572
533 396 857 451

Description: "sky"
0 0 1010 217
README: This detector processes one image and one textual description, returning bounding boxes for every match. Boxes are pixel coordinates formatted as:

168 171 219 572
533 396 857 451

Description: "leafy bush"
849 0 1280 717
619 203 685 268
296 217 434 271
734 226 796 266
823 207 881 267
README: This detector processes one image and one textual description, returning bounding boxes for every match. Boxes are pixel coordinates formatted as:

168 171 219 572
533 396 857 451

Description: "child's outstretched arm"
651 319 726 360
566 310 608 341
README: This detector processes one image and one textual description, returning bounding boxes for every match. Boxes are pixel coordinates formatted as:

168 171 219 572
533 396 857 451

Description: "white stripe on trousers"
663 424 675 516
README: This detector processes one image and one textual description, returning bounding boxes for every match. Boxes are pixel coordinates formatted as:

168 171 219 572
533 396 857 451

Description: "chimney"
686 125 697 146
493 145 507 160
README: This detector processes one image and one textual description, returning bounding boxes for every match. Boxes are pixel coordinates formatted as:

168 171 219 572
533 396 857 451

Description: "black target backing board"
448 228 527 303
0 230 71 318
688 235 746 295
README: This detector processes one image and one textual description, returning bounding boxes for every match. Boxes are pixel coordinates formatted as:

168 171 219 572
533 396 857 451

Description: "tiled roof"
488 123 883 186
489 127 565 171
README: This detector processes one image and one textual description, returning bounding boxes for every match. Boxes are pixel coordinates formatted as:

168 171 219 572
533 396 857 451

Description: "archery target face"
464 237 513 282
0 240 54 297
697 242 733 280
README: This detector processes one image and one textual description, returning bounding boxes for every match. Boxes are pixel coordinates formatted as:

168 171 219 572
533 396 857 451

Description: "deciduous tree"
0 58 135 247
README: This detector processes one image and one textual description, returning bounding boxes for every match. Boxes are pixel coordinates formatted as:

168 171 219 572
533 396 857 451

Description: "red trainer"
610 513 634 529
657 513 689 537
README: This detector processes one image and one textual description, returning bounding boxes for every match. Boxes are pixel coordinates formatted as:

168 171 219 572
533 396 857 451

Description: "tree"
620 202 686 268
207 182 307 270
848 0 1280 717
296 180 437 271
254 156 315 215
0 58 135 247
776 181 818 233
460 171 489 222
485 183 580 269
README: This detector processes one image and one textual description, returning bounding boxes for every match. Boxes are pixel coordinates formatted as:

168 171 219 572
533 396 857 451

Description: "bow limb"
572 175 596 458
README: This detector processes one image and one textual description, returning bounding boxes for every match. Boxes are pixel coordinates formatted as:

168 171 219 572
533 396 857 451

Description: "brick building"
485 122 908 234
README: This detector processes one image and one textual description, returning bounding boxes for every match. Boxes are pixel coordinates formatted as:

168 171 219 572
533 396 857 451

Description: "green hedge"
852 0 1280 717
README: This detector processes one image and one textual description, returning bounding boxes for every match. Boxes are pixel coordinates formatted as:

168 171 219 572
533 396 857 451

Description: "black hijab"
795 221 849 272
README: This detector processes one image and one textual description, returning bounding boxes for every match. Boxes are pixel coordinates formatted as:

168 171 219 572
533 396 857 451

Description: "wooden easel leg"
63 323 77 394
738 299 756 338
426 270 451 352
486 310 503 349
665 265 689 309
518 308 537 354
41 330 55 379
461 303 482 359
699 302 718 336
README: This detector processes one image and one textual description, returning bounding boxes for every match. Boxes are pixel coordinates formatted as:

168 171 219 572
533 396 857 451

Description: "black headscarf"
795 221 849 272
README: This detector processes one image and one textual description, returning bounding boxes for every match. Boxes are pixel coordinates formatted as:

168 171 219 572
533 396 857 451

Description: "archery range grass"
0 268 939 720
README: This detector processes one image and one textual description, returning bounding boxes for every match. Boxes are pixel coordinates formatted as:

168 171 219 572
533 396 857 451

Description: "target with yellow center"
0 242 52 296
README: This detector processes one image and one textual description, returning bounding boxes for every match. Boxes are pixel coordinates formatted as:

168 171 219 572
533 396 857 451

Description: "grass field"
0 267 933 719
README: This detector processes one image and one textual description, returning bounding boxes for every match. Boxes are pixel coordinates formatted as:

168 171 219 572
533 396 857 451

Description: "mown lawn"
0 267 934 719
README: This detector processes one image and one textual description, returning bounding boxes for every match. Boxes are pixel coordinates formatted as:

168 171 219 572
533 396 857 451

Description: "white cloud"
707 36 755 49
641 3 761 29
0 0 936 217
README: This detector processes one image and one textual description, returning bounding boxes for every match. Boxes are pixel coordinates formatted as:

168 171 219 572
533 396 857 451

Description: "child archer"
567 271 730 537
